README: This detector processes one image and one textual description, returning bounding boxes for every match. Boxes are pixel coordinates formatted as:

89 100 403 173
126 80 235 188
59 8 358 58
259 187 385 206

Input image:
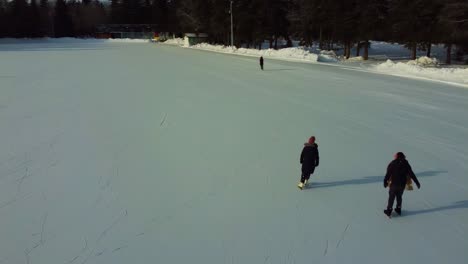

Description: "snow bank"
163 38 185 46
160 39 468 87
161 39 338 63
161 39 320 62
105 38 150 43
373 59 468 86
346 56 364 62
188 43 320 62
191 43 235 53
406 56 439 67
318 50 339 62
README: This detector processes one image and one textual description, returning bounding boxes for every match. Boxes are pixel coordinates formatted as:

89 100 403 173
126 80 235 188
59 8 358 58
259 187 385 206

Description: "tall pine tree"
54 0 74 37
39 0 53 37
0 0 8 37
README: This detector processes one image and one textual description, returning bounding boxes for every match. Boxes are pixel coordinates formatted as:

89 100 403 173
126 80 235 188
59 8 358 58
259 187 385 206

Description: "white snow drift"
163 38 467 87
373 58 468 85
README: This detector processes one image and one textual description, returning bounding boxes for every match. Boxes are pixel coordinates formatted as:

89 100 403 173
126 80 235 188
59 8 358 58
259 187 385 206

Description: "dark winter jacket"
259 57 264 65
300 143 319 173
384 158 420 189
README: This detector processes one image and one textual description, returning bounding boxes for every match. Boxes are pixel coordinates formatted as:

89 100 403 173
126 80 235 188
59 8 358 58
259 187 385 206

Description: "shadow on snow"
404 200 468 216
312 170 447 189
311 170 468 216
263 68 295 72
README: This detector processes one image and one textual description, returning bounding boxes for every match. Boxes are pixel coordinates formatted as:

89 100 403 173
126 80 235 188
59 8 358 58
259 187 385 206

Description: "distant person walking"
259 56 264 70
383 152 421 217
298 136 319 190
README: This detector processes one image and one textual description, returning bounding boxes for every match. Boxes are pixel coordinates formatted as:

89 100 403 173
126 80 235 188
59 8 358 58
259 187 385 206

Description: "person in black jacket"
298 136 319 189
259 56 264 70
383 152 421 216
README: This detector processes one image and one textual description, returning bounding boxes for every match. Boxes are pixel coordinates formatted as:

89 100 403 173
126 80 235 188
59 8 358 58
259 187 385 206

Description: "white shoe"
304 180 308 185
298 182 304 189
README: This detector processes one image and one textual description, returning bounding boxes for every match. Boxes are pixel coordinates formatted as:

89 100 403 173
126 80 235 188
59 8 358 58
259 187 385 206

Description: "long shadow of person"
263 69 295 72
403 200 468 216
312 170 447 189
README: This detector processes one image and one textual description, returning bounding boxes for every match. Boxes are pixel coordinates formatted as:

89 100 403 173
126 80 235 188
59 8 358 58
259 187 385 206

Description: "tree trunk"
363 40 369 60
286 37 292 47
319 26 323 50
345 42 351 59
446 43 452 64
274 36 278 50
426 43 431 57
344 43 348 59
269 38 273 49
350 43 353 58
411 43 417 60
348 42 351 59
356 42 361 57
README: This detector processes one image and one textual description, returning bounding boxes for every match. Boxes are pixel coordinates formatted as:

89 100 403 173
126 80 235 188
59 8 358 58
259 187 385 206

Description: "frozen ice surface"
1 40 467 264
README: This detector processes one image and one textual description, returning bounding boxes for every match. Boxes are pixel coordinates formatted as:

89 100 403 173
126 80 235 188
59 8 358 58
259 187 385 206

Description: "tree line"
0 0 467 63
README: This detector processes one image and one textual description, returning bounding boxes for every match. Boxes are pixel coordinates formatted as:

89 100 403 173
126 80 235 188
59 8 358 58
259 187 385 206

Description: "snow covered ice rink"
1 40 468 264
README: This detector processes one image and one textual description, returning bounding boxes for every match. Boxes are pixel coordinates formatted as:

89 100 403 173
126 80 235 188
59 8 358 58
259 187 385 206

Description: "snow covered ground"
163 38 468 88
1 39 468 264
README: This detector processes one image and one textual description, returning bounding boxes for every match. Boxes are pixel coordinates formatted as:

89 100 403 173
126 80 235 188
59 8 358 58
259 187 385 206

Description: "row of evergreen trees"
1 0 467 62
0 0 172 38
0 0 107 37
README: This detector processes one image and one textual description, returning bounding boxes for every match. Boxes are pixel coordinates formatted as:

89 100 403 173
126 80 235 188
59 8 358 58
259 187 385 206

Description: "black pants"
300 167 315 183
260 64 263 70
387 187 405 209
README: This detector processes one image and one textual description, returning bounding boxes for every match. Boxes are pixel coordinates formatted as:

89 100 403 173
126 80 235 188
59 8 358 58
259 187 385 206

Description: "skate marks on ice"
0 132 64 211
23 212 51 264
160 112 168 127
75 148 136 263
403 200 468 217
95 162 118 208
311 170 447 189
335 224 350 249
64 238 88 264
322 224 351 257
323 240 329 256
0 192 32 210
68 209 129 264
0 130 64 182
94 144 129 208
39 212 48 246
296 202 352 258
